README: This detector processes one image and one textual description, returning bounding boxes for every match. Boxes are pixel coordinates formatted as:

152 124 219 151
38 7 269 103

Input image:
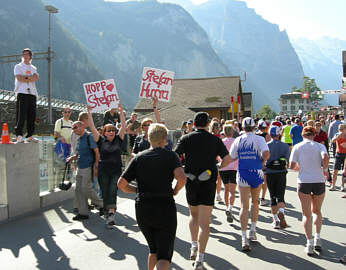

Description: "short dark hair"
22 48 32 58
244 126 254 132
335 115 340 120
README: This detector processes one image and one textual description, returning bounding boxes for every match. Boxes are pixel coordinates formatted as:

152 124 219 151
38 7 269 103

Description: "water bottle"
198 170 212 181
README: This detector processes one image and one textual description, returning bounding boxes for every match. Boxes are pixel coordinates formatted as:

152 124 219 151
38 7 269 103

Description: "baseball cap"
275 116 281 121
258 119 267 129
187 119 193 125
242 117 255 128
269 126 281 137
194 112 210 127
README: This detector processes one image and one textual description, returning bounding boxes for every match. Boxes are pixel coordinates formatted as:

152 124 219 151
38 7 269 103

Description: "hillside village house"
134 76 252 130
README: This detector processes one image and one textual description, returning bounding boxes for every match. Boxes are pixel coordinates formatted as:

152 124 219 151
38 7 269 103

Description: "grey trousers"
75 167 103 216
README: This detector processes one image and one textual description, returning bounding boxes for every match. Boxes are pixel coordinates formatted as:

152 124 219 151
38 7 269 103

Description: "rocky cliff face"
292 37 345 105
45 0 230 108
183 0 304 111
0 0 103 102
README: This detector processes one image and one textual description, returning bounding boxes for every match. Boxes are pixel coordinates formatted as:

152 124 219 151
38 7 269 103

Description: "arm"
15 75 31 83
117 177 137 193
66 154 78 163
93 147 100 177
261 150 270 166
289 161 299 171
219 155 232 169
152 97 161 123
29 73 39 82
173 167 186 195
117 103 126 141
54 131 66 144
87 105 100 143
331 133 341 144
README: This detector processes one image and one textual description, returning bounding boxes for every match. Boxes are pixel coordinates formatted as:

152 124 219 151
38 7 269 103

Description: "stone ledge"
0 204 8 222
40 186 75 208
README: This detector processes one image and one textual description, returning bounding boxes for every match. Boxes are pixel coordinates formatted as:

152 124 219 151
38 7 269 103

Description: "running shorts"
219 170 237 185
266 172 287 206
334 153 346 170
185 179 216 206
237 169 264 188
298 183 325 195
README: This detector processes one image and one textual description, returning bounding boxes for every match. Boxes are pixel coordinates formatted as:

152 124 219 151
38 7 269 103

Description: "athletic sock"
307 239 313 246
196 252 204 262
191 241 198 249
315 233 321 240
273 214 279 222
227 205 233 212
242 230 247 239
250 222 256 231
278 208 285 214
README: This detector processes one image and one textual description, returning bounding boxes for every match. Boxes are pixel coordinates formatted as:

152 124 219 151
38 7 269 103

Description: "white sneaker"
249 230 257 241
305 244 314 256
26 136 39 143
340 186 345 192
272 220 280 229
260 199 269 206
193 261 207 270
314 238 322 251
216 194 222 202
106 213 115 226
190 247 198 261
16 136 25 143
241 237 251 252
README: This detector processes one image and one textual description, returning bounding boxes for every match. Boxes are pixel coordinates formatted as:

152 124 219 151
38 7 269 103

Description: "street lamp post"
45 5 58 124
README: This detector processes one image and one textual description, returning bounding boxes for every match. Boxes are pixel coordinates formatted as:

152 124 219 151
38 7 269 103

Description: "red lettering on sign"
85 84 92 95
101 81 106 91
140 83 169 101
142 69 173 88
87 91 119 109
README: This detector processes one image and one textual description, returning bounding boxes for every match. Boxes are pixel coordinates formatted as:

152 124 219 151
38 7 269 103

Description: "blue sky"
191 0 346 40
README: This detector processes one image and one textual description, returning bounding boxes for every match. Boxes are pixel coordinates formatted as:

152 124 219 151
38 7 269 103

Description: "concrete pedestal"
0 143 40 218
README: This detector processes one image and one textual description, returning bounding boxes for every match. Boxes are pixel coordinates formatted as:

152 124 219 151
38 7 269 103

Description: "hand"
118 103 123 112
60 137 66 144
323 170 329 180
87 105 93 112
66 156 73 163
152 96 158 108
173 188 178 196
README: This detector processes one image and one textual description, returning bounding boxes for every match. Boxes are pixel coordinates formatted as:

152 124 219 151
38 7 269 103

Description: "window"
299 105 304 109
290 99 295 104
282 100 287 104
299 99 304 104
282 106 287 111
291 105 295 111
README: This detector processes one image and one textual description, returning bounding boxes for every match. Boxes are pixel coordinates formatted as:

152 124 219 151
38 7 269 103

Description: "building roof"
134 76 242 111
137 105 196 130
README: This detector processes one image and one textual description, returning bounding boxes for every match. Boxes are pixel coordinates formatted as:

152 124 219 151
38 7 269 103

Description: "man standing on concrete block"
13 48 39 143
67 121 103 221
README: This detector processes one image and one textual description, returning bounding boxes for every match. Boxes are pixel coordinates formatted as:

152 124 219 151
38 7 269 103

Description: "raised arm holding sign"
83 79 120 112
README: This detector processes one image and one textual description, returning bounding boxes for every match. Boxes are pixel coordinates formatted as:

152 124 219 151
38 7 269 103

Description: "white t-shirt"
14 62 39 97
230 132 269 170
290 139 328 183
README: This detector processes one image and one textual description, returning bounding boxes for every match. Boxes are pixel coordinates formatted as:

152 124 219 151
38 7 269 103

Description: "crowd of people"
51 101 346 269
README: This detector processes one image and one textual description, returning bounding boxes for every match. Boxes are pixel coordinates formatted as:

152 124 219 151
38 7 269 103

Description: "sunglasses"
142 124 150 127
72 126 79 130
63 111 71 113
106 129 116 132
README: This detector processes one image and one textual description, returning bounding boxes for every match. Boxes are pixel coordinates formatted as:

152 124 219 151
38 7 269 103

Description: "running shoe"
16 136 25 143
106 213 115 226
272 220 280 229
241 238 251 252
329 186 337 191
190 247 198 261
340 186 345 192
260 198 269 206
314 238 322 251
340 254 346 263
216 194 222 202
26 136 39 143
278 212 287 228
249 230 257 241
305 244 314 256
226 211 234 223
193 261 207 270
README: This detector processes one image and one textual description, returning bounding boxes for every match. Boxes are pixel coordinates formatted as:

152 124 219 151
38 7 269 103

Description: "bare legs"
148 254 169 270
224 183 237 208
239 185 261 231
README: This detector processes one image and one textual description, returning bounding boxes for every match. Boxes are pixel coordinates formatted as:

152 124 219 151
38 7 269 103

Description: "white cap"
275 116 281 121
258 119 267 128
242 117 255 128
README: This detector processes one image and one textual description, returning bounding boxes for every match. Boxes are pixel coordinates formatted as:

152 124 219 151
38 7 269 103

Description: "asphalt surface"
0 170 345 270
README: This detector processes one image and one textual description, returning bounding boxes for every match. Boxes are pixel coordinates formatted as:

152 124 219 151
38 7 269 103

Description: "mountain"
0 0 103 102
163 0 305 111
292 37 345 105
43 0 230 108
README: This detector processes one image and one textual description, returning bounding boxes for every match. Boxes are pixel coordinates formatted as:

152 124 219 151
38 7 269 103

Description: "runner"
218 124 238 223
290 118 303 146
256 120 271 206
330 124 346 191
229 117 270 251
289 126 329 255
281 120 293 149
174 112 231 270
118 123 186 270
264 126 290 229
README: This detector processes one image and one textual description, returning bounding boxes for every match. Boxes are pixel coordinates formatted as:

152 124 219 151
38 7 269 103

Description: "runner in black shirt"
118 123 186 270
174 112 231 270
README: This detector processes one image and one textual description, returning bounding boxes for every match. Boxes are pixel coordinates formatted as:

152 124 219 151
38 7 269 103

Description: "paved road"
0 170 345 270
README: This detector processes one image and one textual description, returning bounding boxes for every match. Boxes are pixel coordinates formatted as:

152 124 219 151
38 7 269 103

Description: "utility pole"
45 5 58 124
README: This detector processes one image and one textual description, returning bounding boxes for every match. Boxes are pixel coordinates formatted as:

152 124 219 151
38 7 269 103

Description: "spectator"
126 113 141 153
14 48 39 143
328 115 342 157
103 108 119 126
330 124 346 191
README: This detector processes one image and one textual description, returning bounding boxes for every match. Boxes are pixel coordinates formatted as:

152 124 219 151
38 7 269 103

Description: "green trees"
257 104 277 120
291 76 323 101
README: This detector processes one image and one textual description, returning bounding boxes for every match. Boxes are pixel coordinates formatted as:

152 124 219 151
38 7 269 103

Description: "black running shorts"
334 153 346 170
219 170 237 185
185 179 216 206
266 172 287 206
135 201 177 262
298 183 325 195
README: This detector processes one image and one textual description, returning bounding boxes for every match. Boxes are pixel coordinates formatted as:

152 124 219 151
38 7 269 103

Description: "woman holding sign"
87 104 126 227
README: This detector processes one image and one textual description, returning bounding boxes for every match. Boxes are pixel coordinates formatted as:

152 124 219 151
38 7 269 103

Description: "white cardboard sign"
139 67 174 102
83 79 120 112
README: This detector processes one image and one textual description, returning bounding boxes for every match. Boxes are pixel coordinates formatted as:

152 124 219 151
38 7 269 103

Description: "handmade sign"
139 67 174 102
83 79 120 112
